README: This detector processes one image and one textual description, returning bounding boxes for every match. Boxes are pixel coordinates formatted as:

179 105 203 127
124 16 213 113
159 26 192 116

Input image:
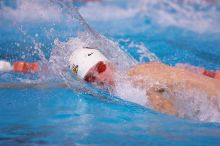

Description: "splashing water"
173 86 220 122
128 42 160 63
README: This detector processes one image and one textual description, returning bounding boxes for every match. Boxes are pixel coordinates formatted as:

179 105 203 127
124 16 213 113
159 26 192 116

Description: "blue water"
1 0 220 145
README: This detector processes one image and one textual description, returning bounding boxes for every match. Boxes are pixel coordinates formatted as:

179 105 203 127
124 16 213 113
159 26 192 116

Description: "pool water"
1 0 220 145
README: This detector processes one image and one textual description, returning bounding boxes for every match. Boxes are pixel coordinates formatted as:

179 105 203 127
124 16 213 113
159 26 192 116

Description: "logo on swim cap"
71 64 78 74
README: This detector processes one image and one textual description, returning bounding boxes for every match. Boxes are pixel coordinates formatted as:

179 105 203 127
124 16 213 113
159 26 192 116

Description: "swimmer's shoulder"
127 62 170 76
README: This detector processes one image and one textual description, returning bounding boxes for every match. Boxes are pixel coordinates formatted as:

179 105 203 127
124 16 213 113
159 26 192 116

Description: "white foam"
79 0 220 33
113 74 148 106
173 88 220 122
79 2 139 21
1 0 219 32
0 0 62 22
141 0 220 33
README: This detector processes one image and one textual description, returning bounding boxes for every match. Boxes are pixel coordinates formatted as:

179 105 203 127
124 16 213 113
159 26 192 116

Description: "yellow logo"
72 64 78 74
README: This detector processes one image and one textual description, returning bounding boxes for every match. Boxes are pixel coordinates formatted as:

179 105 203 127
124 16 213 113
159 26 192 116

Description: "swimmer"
1 47 220 117
67 47 220 115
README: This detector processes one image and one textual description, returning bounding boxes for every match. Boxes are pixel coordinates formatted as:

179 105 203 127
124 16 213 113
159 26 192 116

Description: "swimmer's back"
128 62 220 97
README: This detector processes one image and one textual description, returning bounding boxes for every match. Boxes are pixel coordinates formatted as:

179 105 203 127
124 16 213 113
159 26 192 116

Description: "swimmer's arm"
0 82 67 89
146 85 177 115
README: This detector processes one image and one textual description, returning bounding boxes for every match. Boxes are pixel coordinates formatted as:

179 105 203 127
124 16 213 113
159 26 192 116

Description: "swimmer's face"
84 61 115 87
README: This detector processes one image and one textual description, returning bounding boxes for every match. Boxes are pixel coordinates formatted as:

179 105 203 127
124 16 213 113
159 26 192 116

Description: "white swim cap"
0 60 12 72
69 47 108 79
